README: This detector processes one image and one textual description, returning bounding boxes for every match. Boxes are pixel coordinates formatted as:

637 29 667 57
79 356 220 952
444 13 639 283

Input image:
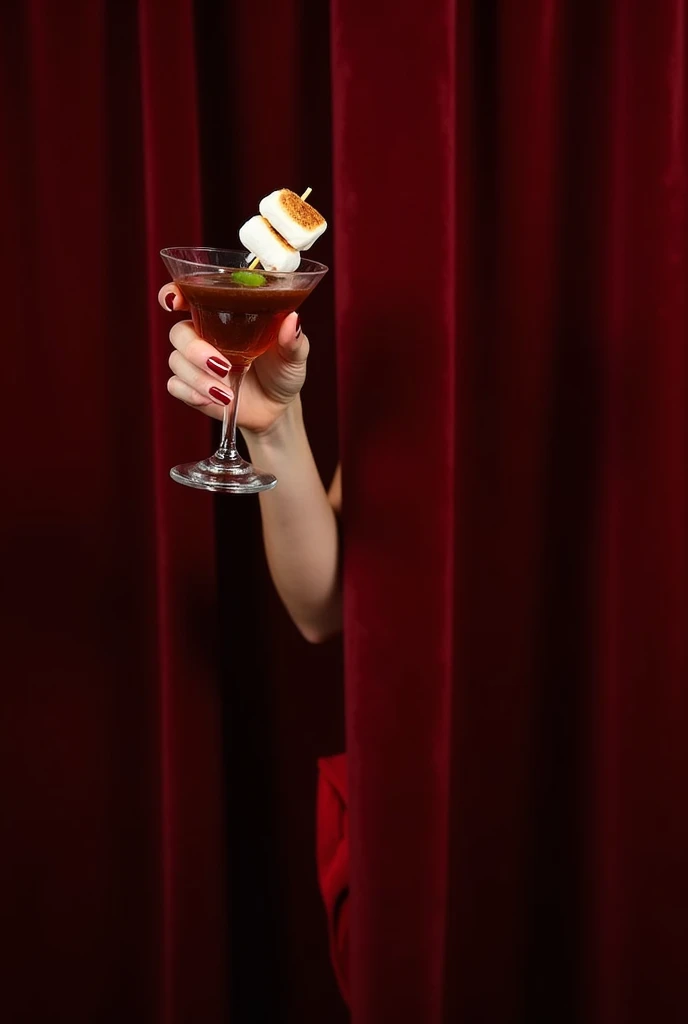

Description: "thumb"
277 312 309 363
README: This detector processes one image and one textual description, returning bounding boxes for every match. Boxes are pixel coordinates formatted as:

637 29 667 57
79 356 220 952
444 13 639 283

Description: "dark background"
197 4 346 1019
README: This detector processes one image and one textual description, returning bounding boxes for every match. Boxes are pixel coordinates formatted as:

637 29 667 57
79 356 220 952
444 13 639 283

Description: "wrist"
241 397 305 453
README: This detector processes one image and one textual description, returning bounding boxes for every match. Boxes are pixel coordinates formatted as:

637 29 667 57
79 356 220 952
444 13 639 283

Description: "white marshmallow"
259 189 327 251
238 215 301 272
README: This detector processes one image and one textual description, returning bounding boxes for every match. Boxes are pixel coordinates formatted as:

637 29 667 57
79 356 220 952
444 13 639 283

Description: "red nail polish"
295 316 302 338
207 356 230 377
209 386 232 406
165 293 175 310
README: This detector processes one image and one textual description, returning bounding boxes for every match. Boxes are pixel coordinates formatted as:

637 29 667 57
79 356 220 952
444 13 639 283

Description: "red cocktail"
178 272 312 368
161 248 327 494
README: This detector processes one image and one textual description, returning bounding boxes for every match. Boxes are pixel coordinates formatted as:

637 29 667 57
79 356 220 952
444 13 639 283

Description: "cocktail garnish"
246 188 322 271
230 270 267 287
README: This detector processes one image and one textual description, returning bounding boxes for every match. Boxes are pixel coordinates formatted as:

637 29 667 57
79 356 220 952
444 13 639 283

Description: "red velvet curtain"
1 2 342 1023
1 1 225 1021
4 2 687 1023
332 1 687 1022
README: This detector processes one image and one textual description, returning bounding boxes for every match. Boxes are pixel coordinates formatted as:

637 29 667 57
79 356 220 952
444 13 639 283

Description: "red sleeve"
316 754 350 1005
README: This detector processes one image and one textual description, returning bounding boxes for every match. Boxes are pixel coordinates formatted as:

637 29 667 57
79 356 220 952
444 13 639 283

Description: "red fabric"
316 755 351 1005
0 2 343 1023
5 2 687 1022
332 1 687 1022
0 1 229 1021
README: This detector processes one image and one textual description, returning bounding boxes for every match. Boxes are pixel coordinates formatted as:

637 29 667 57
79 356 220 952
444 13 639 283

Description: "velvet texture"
317 755 351 1003
1 3 226 1021
1 3 342 1023
332 1 687 1022
3 2 687 1022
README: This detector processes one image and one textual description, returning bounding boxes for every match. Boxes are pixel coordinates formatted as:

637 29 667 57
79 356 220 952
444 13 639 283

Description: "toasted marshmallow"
259 189 327 251
238 215 300 272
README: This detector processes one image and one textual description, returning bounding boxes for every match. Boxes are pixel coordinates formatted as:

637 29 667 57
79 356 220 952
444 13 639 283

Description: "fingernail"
295 316 302 338
207 356 230 378
165 292 175 310
209 386 232 406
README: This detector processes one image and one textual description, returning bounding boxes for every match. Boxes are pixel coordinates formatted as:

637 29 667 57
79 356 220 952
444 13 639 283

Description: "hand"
158 282 310 436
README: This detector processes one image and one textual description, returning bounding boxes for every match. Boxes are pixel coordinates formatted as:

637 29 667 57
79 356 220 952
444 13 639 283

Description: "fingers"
276 311 310 364
168 348 234 408
167 318 234 412
167 376 225 421
158 282 189 312
169 319 233 378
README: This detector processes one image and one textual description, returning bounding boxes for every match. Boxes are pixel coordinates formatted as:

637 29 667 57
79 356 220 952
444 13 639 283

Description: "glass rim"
160 246 328 277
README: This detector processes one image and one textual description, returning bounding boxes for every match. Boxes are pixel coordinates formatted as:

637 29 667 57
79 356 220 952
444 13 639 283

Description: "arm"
245 408 342 643
159 282 342 643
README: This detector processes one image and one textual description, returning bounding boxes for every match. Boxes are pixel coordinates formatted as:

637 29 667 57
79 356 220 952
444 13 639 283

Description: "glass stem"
215 365 248 463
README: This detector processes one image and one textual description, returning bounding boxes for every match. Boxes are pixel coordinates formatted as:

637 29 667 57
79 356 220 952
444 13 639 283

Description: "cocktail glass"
160 247 328 493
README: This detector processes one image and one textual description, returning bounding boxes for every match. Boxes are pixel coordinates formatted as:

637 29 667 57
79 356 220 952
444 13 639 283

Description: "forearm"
242 398 342 643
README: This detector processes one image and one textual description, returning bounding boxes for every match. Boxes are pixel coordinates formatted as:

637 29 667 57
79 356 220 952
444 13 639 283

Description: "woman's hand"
158 282 309 437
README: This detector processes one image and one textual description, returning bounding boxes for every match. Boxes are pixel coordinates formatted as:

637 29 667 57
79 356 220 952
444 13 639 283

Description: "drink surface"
178 272 310 366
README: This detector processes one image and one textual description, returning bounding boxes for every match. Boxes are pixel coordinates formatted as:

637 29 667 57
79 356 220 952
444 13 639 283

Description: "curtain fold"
1 2 343 1022
332 2 688 1022
594 3 688 1021
1 2 225 1021
332 1 459 1016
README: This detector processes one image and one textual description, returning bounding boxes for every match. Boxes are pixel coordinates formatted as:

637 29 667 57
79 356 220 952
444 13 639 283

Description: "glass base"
170 453 277 494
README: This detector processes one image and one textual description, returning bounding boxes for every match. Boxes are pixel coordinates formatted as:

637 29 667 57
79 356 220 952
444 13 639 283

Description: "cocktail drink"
160 247 327 493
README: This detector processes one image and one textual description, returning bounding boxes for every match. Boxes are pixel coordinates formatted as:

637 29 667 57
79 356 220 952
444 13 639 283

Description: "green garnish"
231 270 267 287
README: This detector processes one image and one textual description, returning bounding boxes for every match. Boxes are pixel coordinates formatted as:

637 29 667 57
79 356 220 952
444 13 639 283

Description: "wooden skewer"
248 188 312 270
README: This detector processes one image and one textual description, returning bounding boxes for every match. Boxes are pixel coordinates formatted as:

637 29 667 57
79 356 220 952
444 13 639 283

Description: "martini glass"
160 247 328 493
